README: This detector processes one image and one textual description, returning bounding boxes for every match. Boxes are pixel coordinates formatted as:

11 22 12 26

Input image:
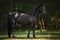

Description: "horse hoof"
33 36 36 38
8 36 11 38
27 36 30 38
28 37 30 38
13 36 15 38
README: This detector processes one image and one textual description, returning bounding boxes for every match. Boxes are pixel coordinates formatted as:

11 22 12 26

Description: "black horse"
7 3 47 38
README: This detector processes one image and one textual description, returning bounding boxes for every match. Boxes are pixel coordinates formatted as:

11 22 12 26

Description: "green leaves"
17 2 36 12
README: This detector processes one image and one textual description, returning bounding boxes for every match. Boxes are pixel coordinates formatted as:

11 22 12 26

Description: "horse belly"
19 15 30 24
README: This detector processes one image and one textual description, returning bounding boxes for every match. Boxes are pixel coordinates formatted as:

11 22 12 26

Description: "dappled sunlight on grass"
0 29 60 35
0 29 60 39
12 29 60 35
1 38 59 40
1 37 60 40
2 38 60 40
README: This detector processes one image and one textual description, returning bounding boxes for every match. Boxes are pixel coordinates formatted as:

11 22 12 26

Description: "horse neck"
26 9 37 17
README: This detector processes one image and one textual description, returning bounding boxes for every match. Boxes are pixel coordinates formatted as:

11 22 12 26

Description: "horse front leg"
27 23 36 38
27 25 31 38
32 23 36 38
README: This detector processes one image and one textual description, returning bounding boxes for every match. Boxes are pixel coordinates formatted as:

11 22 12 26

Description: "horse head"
35 3 47 14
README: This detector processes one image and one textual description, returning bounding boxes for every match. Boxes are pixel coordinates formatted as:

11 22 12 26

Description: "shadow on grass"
0 36 60 39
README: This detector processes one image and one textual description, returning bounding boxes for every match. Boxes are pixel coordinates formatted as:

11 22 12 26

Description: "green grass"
0 29 60 39
0 29 60 35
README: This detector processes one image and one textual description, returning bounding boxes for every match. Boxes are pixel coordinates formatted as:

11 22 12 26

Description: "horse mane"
34 3 43 11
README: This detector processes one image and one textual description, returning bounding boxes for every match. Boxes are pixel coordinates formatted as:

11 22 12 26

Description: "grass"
0 29 60 39
0 29 60 35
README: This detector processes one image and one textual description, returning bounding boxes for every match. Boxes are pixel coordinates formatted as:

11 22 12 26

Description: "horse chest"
30 16 36 23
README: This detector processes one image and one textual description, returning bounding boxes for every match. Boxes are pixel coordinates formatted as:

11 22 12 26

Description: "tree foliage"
0 0 60 30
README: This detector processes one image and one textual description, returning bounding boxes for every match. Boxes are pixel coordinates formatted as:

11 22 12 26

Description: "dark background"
0 0 60 32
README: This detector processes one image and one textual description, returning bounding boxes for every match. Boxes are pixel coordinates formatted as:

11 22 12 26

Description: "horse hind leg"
11 25 15 38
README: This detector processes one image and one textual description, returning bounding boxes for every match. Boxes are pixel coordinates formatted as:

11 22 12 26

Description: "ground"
1 38 60 40
0 30 60 40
